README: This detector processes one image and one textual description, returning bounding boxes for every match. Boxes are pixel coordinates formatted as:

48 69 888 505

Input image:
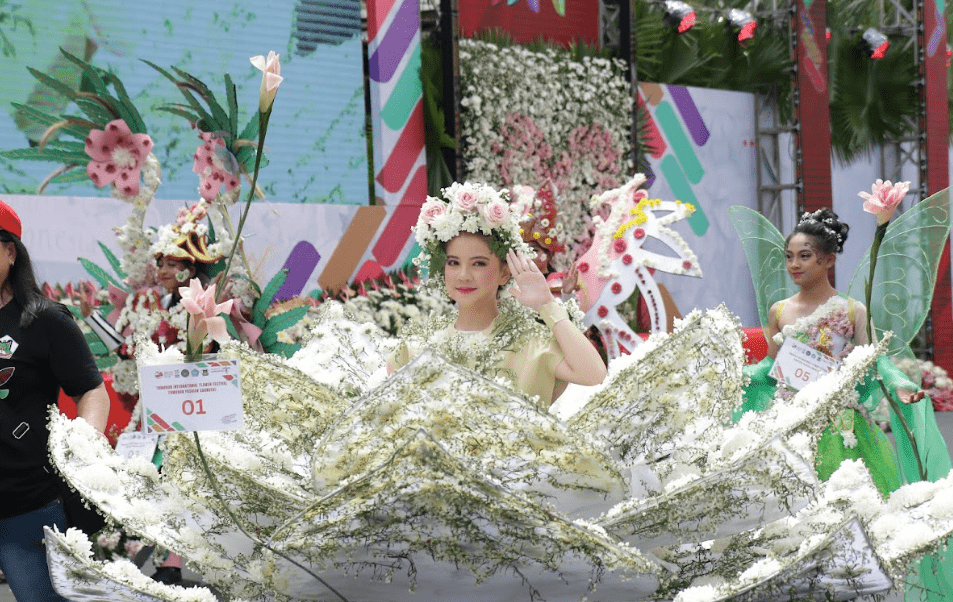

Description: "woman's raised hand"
506 250 553 310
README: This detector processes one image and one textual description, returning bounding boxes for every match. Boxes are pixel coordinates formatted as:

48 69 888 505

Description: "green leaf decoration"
48 168 90 184
225 73 238 137
253 269 288 326
259 306 310 348
79 257 128 292
73 96 119 124
222 311 240 341
170 66 230 130
85 335 109 356
94 355 119 371
97 242 127 281
9 102 64 129
0 146 88 164
262 341 301 358
26 66 79 102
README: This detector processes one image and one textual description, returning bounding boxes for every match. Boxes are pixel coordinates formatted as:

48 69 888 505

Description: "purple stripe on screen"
368 0 419 83
275 241 321 300
669 86 710 147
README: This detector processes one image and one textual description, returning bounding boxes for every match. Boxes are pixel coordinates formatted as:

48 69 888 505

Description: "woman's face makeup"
444 233 509 312
786 233 832 286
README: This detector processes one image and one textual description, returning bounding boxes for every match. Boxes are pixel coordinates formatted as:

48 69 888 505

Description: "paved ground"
2 412 952 600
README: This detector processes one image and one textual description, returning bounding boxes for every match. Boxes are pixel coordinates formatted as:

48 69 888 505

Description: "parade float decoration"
573 174 701 359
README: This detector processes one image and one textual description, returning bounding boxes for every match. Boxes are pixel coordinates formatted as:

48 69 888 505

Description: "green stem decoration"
865 221 927 481
192 432 350 602
217 107 272 303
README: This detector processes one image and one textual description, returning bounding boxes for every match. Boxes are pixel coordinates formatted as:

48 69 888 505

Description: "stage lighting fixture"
663 1 696 34
862 28 889 60
727 9 757 43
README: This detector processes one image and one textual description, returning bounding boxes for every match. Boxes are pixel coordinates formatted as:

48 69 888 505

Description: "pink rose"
419 199 447 225
860 179 909 225
453 190 479 212
482 200 509 226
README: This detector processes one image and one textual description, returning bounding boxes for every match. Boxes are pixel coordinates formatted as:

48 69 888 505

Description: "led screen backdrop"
0 0 368 204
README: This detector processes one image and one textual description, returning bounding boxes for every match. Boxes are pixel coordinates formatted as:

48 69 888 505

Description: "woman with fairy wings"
730 190 953 601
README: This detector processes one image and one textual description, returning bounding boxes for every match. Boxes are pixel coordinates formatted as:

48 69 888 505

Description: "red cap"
0 200 21 239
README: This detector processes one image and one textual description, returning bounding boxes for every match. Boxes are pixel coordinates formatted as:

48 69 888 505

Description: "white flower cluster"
459 39 633 261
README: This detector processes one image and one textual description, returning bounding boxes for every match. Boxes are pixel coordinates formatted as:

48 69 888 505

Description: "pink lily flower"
859 179 909 225
84 119 153 197
249 51 283 113
179 279 234 352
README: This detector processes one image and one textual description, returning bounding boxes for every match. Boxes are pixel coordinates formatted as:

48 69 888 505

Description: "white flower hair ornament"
413 182 534 283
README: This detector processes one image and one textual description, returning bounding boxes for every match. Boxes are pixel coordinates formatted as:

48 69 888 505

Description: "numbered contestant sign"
769 338 839 391
139 358 243 434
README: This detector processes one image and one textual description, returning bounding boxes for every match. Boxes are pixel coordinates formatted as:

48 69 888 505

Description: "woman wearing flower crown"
390 182 606 406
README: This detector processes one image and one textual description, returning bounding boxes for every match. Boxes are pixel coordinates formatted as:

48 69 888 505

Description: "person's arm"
506 251 606 386
765 301 782 359
73 383 110 433
853 302 871 345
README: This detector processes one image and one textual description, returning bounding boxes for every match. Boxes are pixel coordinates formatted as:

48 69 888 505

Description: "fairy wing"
728 206 797 329
846 188 952 357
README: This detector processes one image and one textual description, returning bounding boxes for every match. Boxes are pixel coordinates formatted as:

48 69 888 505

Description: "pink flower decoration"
453 190 479 212
622 254 633 265
250 51 283 113
578 262 590 273
682 260 693 270
859 179 909 225
193 133 241 202
633 228 645 240
84 119 153 197
613 239 628 253
419 199 448 225
179 279 234 352
597 305 609 318
482 199 509 226
611 282 622 294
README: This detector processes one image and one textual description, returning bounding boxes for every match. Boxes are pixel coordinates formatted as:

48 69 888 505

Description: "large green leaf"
259 305 310 348
97 241 127 281
79 258 128 292
253 269 288 326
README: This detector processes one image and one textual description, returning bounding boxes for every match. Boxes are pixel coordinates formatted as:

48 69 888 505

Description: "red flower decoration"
611 282 622 294
634 228 645 239
597 305 609 318
84 119 153 197
622 254 633 265
682 260 693 270
193 132 241 201
613 239 627 253
578 262 590 273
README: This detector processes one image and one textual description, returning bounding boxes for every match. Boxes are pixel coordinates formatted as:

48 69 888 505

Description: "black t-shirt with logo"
0 299 103 519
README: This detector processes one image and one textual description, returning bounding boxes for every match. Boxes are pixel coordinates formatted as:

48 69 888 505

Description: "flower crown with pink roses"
414 182 532 278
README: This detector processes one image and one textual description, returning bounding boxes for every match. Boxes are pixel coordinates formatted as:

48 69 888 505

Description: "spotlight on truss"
862 28 889 60
664 0 696 34
727 9 757 43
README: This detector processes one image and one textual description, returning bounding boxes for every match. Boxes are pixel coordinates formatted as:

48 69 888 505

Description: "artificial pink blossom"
179 279 234 352
482 199 509 226
453 190 479 212
84 119 153 197
250 51 283 112
419 199 447 224
193 133 241 202
860 179 909 225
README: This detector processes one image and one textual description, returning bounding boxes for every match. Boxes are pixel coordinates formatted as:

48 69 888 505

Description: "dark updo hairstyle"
0 229 55 328
788 207 849 255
